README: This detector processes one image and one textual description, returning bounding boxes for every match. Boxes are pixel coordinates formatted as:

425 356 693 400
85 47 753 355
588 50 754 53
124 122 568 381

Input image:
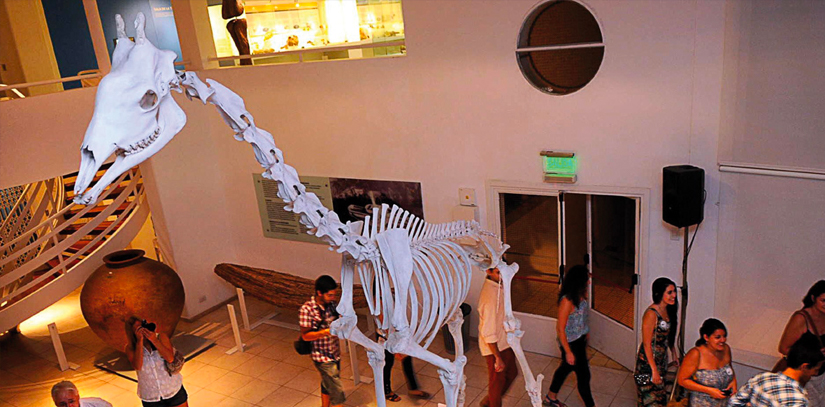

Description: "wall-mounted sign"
253 174 424 244
253 174 333 244
540 151 577 183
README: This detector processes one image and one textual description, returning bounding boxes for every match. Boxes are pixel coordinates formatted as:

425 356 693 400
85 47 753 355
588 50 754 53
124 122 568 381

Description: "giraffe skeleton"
72 13 545 407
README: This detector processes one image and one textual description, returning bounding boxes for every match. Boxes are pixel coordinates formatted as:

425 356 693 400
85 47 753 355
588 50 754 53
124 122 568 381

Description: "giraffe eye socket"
139 90 158 110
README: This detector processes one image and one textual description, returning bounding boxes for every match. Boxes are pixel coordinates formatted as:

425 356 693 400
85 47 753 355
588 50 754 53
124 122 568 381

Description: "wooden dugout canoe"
214 263 370 310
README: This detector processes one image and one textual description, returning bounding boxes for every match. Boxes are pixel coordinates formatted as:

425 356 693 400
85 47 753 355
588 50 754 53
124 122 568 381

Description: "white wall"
714 0 825 375
0 87 96 186
0 0 725 350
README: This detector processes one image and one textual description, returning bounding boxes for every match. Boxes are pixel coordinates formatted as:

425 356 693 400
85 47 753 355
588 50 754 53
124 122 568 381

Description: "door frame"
487 180 650 368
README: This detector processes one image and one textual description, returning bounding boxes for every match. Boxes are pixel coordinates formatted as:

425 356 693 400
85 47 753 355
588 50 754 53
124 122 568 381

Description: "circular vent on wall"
516 0 604 95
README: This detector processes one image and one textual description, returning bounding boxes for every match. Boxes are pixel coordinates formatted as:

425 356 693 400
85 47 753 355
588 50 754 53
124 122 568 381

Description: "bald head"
51 381 80 407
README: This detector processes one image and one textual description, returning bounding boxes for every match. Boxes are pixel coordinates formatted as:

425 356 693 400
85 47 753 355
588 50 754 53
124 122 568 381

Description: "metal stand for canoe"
236 287 292 331
233 287 374 384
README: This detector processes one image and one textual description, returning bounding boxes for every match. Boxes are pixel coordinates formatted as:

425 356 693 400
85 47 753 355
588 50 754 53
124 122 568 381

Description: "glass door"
581 194 639 369
499 193 560 318
497 189 640 367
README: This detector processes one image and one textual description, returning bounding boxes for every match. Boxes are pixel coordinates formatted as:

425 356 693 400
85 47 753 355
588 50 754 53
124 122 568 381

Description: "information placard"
253 174 333 244
253 174 424 244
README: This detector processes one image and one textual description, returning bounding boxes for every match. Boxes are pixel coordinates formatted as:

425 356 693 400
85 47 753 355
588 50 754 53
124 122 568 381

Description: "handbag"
294 335 312 355
164 349 185 375
634 373 652 386
294 301 333 355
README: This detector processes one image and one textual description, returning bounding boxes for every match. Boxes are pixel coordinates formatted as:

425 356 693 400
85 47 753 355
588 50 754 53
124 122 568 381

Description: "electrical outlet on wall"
459 188 476 206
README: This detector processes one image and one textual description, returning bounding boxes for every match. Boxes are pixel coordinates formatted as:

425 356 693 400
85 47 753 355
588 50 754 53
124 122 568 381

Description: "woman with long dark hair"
676 318 736 406
543 265 595 407
124 317 188 407
777 280 825 405
635 277 679 407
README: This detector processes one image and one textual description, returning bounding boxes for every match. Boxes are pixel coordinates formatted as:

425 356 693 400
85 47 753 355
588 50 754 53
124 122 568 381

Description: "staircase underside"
0 202 148 333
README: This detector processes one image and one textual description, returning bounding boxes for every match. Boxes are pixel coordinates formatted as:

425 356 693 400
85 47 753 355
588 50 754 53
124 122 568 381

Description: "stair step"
60 220 117 235
65 202 131 218
64 238 105 254
64 184 129 203
62 162 115 187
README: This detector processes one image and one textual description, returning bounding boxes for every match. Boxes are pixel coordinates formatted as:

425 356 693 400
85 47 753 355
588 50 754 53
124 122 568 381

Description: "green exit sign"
541 151 577 183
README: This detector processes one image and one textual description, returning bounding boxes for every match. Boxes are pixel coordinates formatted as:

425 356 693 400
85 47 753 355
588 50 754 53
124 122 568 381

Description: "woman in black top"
778 280 825 405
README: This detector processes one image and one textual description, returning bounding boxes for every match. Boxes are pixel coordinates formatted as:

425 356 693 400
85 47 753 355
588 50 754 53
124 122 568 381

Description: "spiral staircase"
0 164 150 333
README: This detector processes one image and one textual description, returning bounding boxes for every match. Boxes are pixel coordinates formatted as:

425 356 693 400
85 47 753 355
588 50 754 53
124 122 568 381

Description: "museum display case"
208 0 405 65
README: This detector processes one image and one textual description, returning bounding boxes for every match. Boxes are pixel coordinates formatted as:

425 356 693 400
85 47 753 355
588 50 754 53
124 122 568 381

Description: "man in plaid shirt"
300 275 344 407
729 336 825 407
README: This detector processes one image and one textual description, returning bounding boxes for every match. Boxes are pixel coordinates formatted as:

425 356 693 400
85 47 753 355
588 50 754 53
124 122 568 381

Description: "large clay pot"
80 249 185 352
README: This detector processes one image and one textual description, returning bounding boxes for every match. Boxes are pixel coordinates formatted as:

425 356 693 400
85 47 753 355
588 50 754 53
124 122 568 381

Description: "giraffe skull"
74 13 185 204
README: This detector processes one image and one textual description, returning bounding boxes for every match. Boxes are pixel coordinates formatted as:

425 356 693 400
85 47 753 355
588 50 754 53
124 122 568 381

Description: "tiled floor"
0 288 637 407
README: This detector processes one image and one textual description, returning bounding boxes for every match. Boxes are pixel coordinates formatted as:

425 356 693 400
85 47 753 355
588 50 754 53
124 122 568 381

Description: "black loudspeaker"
663 165 705 227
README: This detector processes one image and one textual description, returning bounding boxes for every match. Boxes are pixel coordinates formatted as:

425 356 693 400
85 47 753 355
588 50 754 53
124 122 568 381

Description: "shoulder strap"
646 307 662 349
795 310 817 335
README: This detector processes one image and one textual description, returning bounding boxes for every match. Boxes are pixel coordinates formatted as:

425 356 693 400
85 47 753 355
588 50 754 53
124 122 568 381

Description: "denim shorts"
141 386 187 407
314 360 345 405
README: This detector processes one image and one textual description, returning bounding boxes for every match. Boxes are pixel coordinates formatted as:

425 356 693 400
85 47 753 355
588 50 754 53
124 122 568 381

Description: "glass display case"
208 0 405 65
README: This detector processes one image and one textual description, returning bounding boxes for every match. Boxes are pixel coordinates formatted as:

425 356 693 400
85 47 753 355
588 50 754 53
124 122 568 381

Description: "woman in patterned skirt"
635 277 679 407
676 318 736 406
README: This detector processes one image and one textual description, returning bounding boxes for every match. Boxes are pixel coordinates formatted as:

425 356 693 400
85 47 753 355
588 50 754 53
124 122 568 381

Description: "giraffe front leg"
504 318 544 407
388 329 466 407
499 262 544 407
331 256 387 407
330 315 387 407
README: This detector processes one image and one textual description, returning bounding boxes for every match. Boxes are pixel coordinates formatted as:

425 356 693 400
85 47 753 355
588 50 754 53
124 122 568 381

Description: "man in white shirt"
477 267 519 407
51 381 112 407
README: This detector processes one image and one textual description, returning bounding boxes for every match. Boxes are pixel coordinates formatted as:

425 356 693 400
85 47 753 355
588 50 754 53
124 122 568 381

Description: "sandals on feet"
385 392 402 402
542 395 567 407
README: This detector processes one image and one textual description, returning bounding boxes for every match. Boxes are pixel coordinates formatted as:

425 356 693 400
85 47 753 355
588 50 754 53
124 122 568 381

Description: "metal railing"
210 39 405 64
0 168 145 308
0 177 65 264
0 72 104 97
0 177 65 304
